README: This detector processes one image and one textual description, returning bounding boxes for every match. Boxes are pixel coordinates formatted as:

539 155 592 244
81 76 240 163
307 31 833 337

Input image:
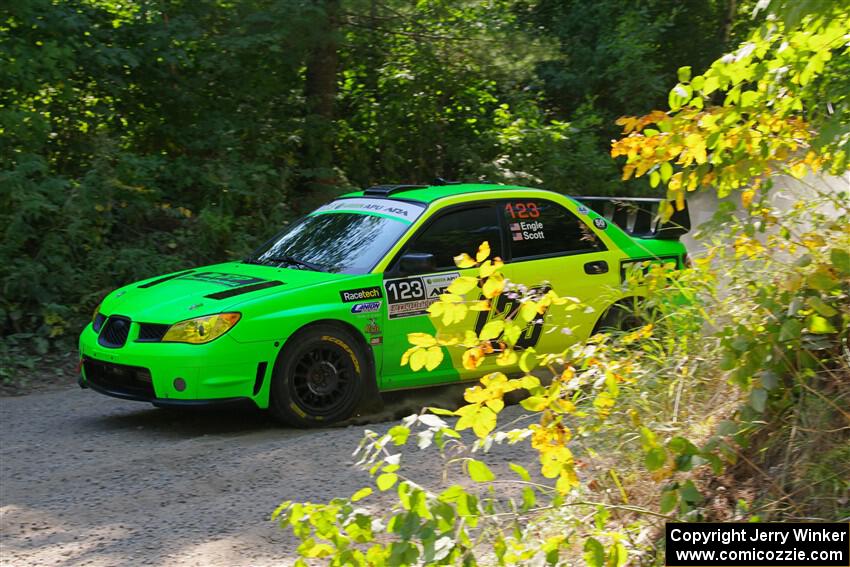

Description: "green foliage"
612 0 850 210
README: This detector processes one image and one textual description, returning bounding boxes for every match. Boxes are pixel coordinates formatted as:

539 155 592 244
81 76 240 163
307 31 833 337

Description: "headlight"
92 303 105 333
162 313 241 344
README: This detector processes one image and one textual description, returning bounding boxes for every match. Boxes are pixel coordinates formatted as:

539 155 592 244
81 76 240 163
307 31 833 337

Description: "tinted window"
503 199 602 259
251 213 410 274
405 206 503 270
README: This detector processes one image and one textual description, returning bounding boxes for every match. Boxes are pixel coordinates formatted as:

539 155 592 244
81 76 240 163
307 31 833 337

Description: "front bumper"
78 372 254 408
78 321 278 407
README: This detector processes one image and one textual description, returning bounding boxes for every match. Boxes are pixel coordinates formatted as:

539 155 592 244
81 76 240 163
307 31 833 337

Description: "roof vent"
363 184 427 197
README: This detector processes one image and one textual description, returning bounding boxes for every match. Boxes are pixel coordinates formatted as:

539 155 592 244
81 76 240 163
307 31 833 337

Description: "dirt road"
1 385 532 566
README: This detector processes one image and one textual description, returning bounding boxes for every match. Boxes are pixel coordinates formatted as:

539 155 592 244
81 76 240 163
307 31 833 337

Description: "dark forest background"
1 0 749 351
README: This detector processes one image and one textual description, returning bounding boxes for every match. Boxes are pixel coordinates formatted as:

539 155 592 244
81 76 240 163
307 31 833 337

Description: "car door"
379 203 507 389
493 197 622 354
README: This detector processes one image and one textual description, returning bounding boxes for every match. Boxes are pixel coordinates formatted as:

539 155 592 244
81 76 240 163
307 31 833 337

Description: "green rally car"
79 182 689 426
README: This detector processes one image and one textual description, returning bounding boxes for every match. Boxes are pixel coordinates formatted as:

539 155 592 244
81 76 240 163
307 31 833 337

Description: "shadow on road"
80 404 277 438
78 382 472 438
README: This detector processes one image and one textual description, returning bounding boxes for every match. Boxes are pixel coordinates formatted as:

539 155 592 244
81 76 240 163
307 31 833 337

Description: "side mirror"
399 252 436 275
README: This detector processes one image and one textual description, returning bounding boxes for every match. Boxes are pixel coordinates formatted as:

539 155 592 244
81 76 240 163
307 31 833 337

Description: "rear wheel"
594 299 648 334
269 325 367 427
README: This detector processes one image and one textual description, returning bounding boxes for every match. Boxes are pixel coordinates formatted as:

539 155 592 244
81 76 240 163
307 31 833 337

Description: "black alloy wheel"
269 325 368 427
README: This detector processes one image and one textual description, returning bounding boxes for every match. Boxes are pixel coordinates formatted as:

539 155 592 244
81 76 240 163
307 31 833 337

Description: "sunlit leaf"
476 241 491 263
467 459 495 482
482 274 505 298
410 348 427 371
376 473 398 491
408 333 436 347
425 346 444 371
480 319 505 340
454 253 476 269
351 487 372 502
447 276 478 295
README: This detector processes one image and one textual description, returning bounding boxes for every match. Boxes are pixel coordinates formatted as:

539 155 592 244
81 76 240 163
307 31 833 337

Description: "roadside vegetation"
272 1 850 564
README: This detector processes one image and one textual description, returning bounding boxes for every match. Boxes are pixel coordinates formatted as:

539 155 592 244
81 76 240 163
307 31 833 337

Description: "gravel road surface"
1 384 533 566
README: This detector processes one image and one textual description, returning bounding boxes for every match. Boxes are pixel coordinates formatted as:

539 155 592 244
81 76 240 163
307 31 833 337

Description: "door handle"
584 260 609 275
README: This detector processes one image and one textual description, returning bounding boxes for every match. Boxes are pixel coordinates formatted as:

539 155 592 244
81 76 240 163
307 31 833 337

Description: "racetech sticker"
384 272 459 319
340 286 383 303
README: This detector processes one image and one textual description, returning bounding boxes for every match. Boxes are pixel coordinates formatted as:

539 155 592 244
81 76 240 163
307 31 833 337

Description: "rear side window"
502 199 603 259
406 206 503 270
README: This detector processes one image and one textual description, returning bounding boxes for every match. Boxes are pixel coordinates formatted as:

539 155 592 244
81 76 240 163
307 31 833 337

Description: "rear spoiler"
575 196 690 240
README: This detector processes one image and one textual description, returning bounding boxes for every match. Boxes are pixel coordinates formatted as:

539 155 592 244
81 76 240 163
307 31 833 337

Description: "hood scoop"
138 270 196 288
205 280 285 300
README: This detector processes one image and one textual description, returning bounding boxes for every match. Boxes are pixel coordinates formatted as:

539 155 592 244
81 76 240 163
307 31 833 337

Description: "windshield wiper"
246 255 326 272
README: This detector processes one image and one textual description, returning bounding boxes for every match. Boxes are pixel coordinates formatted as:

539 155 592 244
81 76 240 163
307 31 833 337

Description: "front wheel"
269 325 368 427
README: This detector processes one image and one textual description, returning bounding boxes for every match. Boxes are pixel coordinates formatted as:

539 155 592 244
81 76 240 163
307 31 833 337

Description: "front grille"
83 357 155 399
137 323 169 342
98 316 131 348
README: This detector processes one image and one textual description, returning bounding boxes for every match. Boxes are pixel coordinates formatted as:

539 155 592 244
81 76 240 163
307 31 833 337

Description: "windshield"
249 199 425 274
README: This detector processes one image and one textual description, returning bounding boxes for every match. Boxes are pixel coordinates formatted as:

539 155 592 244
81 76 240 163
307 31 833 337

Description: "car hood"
100 261 346 323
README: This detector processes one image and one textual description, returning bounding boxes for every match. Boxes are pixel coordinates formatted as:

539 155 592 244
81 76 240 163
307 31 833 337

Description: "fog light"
173 377 186 392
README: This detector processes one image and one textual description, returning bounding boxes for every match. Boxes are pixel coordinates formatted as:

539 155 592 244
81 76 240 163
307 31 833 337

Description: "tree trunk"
302 0 339 194
723 0 737 45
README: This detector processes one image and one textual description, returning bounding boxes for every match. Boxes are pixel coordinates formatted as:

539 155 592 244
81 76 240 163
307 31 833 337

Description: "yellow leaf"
428 302 445 317
476 241 491 263
545 290 567 305
668 172 683 193
540 446 573 478
552 399 576 413
442 302 468 326
482 274 505 299
470 299 491 311
496 349 518 366
472 408 497 438
408 333 436 347
462 330 479 346
479 258 504 278
455 412 475 432
789 162 808 179
519 348 538 373
521 396 549 411
351 487 372 502
410 348 427 371
480 320 505 340
519 302 539 322
462 347 485 369
447 276 479 295
741 189 755 208
454 253 476 269
401 347 416 366
503 323 522 345
481 372 508 388
556 468 580 494
425 346 443 371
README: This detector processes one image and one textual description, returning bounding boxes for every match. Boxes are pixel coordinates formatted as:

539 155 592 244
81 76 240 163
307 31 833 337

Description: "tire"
269 324 368 427
593 299 647 334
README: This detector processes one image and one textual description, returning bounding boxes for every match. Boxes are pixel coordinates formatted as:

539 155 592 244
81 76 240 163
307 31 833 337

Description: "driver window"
406 206 503 271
